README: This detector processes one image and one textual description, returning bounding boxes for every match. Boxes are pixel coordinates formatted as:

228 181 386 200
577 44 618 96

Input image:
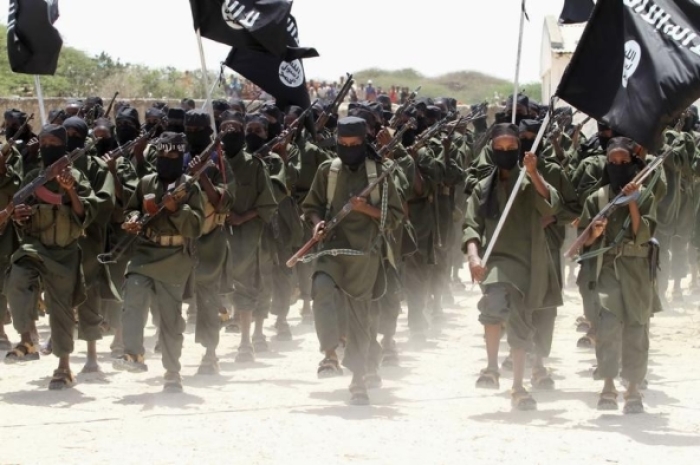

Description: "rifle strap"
35 186 63 205
326 158 380 212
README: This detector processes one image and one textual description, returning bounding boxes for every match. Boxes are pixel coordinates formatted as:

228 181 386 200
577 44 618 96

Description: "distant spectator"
357 83 366 101
389 86 398 104
400 87 409 104
365 80 377 102
181 98 195 111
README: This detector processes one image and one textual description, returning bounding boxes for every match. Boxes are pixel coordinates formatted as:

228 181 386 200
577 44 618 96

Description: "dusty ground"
1 272 700 465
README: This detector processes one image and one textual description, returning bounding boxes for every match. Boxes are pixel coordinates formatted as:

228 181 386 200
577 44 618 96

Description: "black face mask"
145 123 163 138
116 125 139 144
416 117 428 134
187 130 211 155
337 144 366 167
492 148 519 171
40 145 66 166
246 133 266 153
519 138 536 160
215 120 222 133
401 128 417 148
66 135 86 152
267 122 282 140
326 115 338 130
4 126 18 140
96 138 116 156
599 135 611 150
156 156 184 184
167 124 185 133
222 131 246 157
606 162 637 193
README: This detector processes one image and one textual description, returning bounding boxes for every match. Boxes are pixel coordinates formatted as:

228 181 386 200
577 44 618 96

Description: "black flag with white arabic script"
557 0 700 151
559 0 595 24
224 14 318 109
7 0 63 75
190 0 292 58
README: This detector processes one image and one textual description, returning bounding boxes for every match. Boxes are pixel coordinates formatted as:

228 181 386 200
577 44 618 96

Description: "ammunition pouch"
144 227 184 247
28 204 84 247
201 201 227 235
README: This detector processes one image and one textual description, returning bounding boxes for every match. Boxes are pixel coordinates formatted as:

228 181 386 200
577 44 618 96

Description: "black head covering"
337 116 367 138
528 101 541 115
491 123 520 139
153 101 169 112
376 94 392 110
181 98 195 109
48 109 65 124
506 94 529 110
167 108 186 124
597 121 611 132
63 116 89 138
220 110 245 126
93 117 115 131
518 119 541 135
246 113 269 130
116 107 140 126
426 105 442 120
86 96 103 107
65 98 83 108
4 109 27 122
348 107 377 128
229 99 246 113
286 105 304 118
146 108 164 120
606 137 636 155
185 110 212 129
415 97 433 109
39 124 67 143
212 99 230 112
260 102 283 122
155 132 188 154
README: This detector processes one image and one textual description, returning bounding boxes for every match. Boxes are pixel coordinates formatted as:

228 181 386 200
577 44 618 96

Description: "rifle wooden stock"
315 74 353 132
104 92 120 119
389 86 421 129
377 119 416 157
286 160 399 268
2 113 35 158
565 148 671 259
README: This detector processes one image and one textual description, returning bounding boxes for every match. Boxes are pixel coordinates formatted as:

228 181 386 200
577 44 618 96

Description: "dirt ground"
1 272 699 465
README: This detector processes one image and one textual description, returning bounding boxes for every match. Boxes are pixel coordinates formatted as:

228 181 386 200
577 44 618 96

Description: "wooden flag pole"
482 111 550 265
34 75 47 125
511 0 527 124
195 29 218 134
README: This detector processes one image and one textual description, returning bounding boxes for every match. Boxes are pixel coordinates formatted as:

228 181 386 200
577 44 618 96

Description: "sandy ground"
1 271 700 465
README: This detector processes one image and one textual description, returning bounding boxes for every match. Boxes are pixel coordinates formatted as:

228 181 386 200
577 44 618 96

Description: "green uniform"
122 173 204 373
193 153 236 352
578 185 656 383
6 166 99 358
0 147 22 333
302 158 403 376
462 168 562 350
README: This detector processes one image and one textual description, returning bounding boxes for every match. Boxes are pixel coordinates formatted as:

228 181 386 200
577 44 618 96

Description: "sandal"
511 388 537 411
48 368 75 390
4 342 40 364
531 368 555 390
163 371 183 393
623 392 644 414
597 390 619 411
577 335 596 349
112 353 148 373
349 381 370 406
476 368 500 389
235 343 255 363
317 357 343 379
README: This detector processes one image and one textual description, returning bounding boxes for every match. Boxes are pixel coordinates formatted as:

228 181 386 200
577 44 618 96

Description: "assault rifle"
377 119 416 158
97 158 214 265
103 124 159 161
315 73 353 132
571 115 592 151
12 138 100 207
389 86 421 129
104 91 120 119
286 160 399 268
254 102 316 159
409 112 455 153
1 113 35 158
565 147 672 259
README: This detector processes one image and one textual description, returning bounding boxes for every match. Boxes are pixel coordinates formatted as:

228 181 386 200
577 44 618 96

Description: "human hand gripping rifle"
389 86 421 129
315 73 353 133
377 119 416 158
286 160 399 268
96 158 215 265
1 113 35 161
254 102 316 160
10 138 101 210
565 147 672 260
409 112 455 155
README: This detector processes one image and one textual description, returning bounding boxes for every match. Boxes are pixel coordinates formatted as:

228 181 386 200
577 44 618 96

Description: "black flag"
558 0 595 24
224 14 318 109
190 0 292 58
556 0 700 150
7 0 63 75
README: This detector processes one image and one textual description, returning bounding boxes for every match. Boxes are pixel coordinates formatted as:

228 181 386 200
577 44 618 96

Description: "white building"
540 16 586 106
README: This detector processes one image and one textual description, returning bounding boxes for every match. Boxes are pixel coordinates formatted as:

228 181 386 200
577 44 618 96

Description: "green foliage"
350 69 541 105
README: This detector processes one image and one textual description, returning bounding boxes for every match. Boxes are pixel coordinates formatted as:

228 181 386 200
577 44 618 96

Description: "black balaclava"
63 116 89 152
472 104 488 132
185 110 213 155
245 114 269 153
38 124 68 166
597 121 613 150
348 106 378 142
115 107 140 144
154 132 187 184
425 105 442 127
166 108 186 133
3 109 28 140
145 108 165 138
505 94 529 125
336 116 368 168
518 119 542 158
490 123 520 171
260 103 283 141
93 118 118 156
212 99 230 132
606 137 640 193
400 107 419 147
220 110 246 157
229 99 246 115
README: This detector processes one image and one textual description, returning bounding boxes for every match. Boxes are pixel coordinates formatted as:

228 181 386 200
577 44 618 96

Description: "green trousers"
477 283 535 351
403 253 431 332
595 309 649 383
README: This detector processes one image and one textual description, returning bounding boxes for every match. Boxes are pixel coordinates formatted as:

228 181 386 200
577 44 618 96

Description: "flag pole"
201 78 219 110
511 0 527 124
195 28 218 134
483 110 551 265
34 75 47 125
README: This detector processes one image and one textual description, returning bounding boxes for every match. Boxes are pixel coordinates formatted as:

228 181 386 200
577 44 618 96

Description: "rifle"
409 112 455 153
571 115 592 151
253 102 316 159
103 125 159 161
12 138 100 207
286 160 399 268
389 86 421 129
315 73 353 132
1 113 35 158
444 104 488 137
377 119 416 158
97 158 214 265
565 147 672 259
104 92 120 119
